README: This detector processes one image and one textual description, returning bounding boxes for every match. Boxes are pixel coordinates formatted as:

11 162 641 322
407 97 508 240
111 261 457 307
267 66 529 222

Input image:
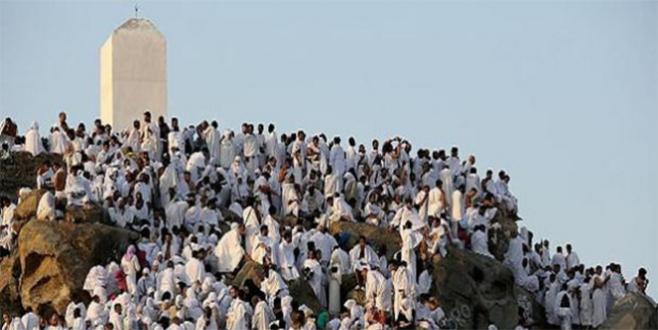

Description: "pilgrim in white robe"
451 189 464 223
204 126 221 164
24 122 44 156
251 234 275 264
50 129 69 154
219 132 236 169
427 186 445 218
471 229 493 258
243 206 261 254
20 312 39 330
213 227 245 273
349 244 378 272
303 258 327 308
328 254 343 315
393 266 415 321
261 270 288 305
555 291 573 330
439 168 454 205
120 246 141 296
400 227 421 280
184 256 206 285
252 300 275 330
545 280 560 325
414 189 429 222
36 191 56 221
566 251 580 270
364 269 390 311
579 282 593 327
278 239 300 280
226 299 250 330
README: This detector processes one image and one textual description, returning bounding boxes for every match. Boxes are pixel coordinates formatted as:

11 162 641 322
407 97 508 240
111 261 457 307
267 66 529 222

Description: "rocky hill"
1 152 656 329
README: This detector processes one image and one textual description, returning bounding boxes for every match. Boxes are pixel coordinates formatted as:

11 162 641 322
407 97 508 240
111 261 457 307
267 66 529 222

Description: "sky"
1 1 657 296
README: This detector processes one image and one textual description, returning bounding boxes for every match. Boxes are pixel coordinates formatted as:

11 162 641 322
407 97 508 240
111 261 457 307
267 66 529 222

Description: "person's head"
372 139 379 150
283 231 292 243
133 120 140 129
556 246 563 254
566 244 572 253
2 312 10 324
639 267 647 279
143 111 152 122
114 303 122 314
59 112 67 122
260 225 268 236
49 313 60 326
268 123 275 133
358 235 367 247
229 285 238 298
388 260 398 273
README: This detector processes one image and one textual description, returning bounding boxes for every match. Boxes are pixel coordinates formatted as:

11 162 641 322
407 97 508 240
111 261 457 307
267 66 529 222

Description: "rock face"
489 211 519 261
231 261 322 312
431 246 519 329
329 221 401 260
16 220 137 315
0 152 63 200
0 253 22 316
601 292 658 329
514 285 546 327
14 189 46 220
288 278 322 312
64 204 110 224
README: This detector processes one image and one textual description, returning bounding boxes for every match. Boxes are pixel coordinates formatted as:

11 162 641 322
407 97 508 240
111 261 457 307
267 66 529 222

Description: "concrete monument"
100 18 166 132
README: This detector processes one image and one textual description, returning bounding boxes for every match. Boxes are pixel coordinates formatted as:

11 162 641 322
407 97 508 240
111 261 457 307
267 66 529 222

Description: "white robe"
328 254 343 315
204 127 221 163
303 258 326 308
278 240 300 281
24 122 44 156
365 269 390 311
219 136 235 169
226 299 250 330
214 228 245 273
50 130 69 154
36 191 56 221
471 230 493 258
427 187 445 218
349 245 378 271
252 300 274 330
185 257 206 284
392 267 415 320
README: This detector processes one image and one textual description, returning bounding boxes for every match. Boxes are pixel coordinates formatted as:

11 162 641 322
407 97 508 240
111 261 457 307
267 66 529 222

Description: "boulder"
14 189 46 220
64 203 109 224
16 220 137 315
514 285 545 327
0 252 22 316
340 273 366 306
431 246 519 329
288 278 322 312
231 260 265 287
488 212 519 261
601 292 658 329
231 261 323 313
328 221 401 260
0 152 63 200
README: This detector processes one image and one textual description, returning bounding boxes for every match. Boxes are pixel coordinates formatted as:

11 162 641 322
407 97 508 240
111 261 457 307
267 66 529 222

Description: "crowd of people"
0 112 653 330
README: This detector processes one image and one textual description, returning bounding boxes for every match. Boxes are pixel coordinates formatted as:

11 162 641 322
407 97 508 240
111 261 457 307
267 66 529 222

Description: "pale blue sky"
1 1 656 296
